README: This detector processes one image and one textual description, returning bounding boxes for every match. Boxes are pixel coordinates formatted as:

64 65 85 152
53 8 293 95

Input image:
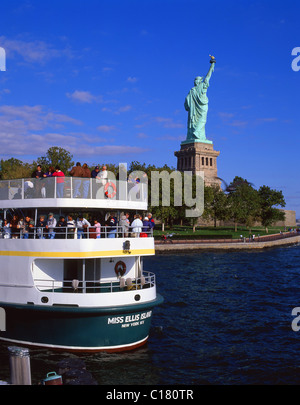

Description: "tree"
36 147 74 174
202 185 230 227
227 176 260 232
258 185 285 232
0 158 33 180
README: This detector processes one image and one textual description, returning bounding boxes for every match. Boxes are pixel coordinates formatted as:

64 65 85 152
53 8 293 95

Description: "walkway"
155 233 300 252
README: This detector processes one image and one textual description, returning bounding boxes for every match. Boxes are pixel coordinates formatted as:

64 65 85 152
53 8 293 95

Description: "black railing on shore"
155 230 300 244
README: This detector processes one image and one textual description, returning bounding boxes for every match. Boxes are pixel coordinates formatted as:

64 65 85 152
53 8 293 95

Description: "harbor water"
1 244 300 385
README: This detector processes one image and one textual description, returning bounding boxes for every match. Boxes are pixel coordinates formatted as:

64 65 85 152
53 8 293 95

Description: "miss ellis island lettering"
111 163 204 218
108 311 152 328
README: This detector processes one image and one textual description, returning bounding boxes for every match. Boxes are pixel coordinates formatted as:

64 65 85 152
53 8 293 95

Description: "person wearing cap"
46 213 57 239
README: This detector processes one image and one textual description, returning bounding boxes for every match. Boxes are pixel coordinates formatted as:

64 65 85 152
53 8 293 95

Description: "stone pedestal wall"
174 141 220 187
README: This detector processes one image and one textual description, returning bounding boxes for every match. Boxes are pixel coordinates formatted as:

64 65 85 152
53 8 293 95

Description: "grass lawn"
153 225 289 239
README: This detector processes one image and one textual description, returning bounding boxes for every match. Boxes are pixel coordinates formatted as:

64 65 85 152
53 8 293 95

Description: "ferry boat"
0 175 163 352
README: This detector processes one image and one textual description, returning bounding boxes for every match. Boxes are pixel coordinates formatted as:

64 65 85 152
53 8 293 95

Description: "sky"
0 0 299 217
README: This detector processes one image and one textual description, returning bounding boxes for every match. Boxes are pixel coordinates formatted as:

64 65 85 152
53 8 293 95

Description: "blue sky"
0 0 299 217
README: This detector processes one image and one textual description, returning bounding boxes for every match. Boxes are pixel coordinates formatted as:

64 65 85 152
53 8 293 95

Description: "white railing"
34 271 156 294
0 225 153 240
0 177 147 202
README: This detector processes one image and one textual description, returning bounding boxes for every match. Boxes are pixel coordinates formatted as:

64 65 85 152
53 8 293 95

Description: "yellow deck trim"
0 249 155 258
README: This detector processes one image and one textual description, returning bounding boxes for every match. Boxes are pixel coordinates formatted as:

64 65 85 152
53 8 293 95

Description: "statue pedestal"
181 139 212 146
174 141 220 187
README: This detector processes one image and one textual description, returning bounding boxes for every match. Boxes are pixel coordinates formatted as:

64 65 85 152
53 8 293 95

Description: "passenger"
46 213 57 239
52 166 65 198
119 215 129 237
76 215 91 239
91 166 100 198
82 163 91 199
37 215 47 239
91 166 100 179
57 216 66 239
141 217 149 237
18 217 25 238
23 215 34 239
10 215 19 239
3 219 11 239
131 214 143 237
67 215 76 239
43 166 54 177
147 213 155 235
32 165 44 197
100 165 108 186
43 166 55 198
24 180 34 198
93 219 101 238
70 162 84 198
106 213 117 238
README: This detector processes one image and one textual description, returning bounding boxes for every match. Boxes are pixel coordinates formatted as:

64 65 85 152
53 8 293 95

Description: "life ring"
115 261 126 277
104 181 117 198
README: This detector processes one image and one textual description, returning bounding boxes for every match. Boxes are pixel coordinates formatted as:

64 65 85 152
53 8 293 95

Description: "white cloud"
97 125 116 132
73 145 148 156
0 104 83 157
66 90 103 104
0 36 73 64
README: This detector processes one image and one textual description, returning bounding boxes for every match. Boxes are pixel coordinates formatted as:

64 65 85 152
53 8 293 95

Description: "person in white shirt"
47 213 57 239
131 214 143 237
76 215 91 239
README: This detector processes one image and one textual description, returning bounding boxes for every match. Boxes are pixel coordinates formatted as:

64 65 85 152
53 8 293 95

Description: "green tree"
202 185 230 227
227 176 260 232
258 185 285 232
0 158 33 180
36 146 74 175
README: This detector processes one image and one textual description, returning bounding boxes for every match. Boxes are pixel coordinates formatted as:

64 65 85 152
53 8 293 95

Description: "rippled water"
1 244 300 385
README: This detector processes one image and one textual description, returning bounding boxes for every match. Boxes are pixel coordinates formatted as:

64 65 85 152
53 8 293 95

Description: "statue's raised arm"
203 55 216 87
183 55 216 144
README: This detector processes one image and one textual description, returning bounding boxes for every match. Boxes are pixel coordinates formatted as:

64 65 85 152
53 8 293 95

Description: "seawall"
154 234 300 253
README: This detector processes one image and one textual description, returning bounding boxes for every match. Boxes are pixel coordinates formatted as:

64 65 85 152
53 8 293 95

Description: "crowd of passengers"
0 212 155 239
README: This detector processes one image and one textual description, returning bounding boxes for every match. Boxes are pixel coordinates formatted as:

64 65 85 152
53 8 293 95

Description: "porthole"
41 296 49 303
134 294 141 301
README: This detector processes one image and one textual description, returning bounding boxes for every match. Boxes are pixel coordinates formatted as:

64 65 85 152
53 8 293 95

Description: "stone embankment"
155 232 300 253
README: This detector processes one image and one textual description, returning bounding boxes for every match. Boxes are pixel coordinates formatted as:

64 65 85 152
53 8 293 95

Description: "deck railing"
0 225 153 240
34 271 156 294
0 177 147 202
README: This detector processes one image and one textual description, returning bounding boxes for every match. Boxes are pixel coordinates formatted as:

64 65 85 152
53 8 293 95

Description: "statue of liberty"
183 55 216 144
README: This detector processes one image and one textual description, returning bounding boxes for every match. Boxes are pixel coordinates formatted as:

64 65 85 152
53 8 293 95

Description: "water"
1 244 300 385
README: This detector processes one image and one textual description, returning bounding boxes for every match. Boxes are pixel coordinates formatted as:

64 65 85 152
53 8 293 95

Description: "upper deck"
0 177 147 210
